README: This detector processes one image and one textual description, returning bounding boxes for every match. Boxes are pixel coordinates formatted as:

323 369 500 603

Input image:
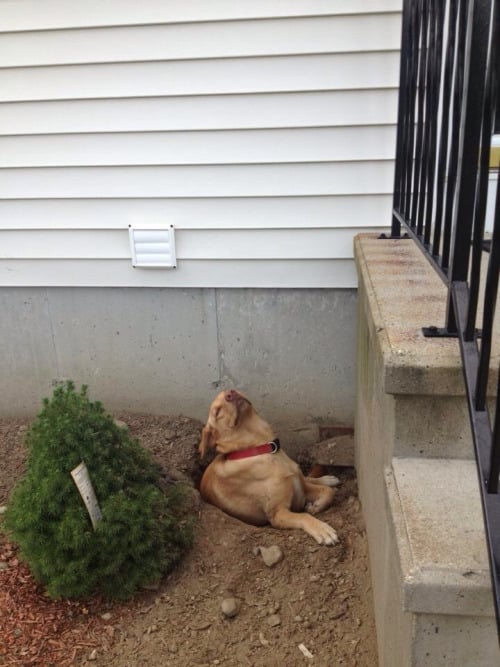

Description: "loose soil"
0 414 378 667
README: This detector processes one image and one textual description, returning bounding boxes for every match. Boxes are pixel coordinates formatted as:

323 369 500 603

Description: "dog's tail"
308 463 328 478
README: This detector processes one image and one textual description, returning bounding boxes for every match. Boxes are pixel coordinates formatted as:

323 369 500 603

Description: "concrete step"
384 457 500 666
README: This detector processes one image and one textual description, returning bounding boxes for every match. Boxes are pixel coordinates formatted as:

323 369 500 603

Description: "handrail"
390 0 500 640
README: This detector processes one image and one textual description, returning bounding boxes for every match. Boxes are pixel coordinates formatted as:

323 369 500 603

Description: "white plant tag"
71 461 103 529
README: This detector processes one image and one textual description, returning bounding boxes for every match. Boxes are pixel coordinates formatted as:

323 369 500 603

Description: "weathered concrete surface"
355 235 499 396
0 287 356 425
391 458 494 617
354 234 500 666
387 458 500 666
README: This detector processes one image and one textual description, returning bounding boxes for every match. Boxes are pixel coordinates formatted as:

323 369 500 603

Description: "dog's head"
199 389 272 457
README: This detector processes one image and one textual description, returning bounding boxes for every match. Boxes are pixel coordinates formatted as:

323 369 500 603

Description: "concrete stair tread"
388 457 494 617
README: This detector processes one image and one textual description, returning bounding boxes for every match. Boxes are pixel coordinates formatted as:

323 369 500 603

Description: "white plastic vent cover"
129 226 176 268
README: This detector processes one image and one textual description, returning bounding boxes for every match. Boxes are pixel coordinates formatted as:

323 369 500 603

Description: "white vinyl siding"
0 1 401 30
0 195 391 230
0 90 398 135
0 0 401 288
0 14 401 67
0 126 397 167
0 228 379 260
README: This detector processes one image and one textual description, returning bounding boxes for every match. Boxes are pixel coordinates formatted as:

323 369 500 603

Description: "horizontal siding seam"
0 225 386 231
0 193 393 202
0 48 400 72
0 123 398 138
0 123 397 138
0 193 392 200
0 87 400 105
0 159 395 170
0 11 402 35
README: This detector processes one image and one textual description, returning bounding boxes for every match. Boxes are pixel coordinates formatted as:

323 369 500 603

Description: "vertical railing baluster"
490 372 500 493
433 0 458 260
446 0 490 333
413 0 430 236
392 0 413 236
424 0 445 248
402 0 420 219
467 0 498 341
410 0 427 234
477 166 500 415
442 0 468 276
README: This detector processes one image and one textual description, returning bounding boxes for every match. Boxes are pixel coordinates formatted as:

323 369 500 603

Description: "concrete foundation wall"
0 287 356 424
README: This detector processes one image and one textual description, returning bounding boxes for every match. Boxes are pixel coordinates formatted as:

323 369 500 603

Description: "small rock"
88 649 98 661
113 419 128 430
100 612 112 621
0 506 7 515
256 545 283 567
267 614 281 627
221 597 239 618
298 643 314 659
191 620 212 631
294 615 303 623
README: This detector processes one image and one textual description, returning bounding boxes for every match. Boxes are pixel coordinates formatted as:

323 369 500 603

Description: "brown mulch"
0 417 122 667
0 539 120 667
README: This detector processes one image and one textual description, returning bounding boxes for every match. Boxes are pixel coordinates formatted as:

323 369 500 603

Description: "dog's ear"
199 425 217 458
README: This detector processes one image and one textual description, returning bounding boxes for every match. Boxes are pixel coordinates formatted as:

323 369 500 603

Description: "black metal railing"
390 0 500 638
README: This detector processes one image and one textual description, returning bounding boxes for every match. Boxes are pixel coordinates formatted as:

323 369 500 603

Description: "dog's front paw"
308 519 339 546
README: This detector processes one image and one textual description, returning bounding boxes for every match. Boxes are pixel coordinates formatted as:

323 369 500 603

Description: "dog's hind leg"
303 480 336 515
306 474 340 488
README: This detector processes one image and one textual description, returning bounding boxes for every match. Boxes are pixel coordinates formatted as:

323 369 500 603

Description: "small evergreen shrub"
4 382 195 599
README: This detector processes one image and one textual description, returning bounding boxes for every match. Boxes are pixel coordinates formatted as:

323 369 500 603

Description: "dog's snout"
225 389 237 402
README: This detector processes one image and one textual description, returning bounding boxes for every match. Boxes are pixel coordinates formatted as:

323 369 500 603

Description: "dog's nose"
225 389 238 402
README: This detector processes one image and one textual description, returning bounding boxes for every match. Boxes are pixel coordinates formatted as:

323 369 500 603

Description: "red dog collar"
225 438 280 461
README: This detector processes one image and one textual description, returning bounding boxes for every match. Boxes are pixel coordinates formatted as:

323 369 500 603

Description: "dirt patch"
0 414 378 667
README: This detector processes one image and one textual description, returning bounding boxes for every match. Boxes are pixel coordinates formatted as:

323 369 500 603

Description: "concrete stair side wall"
356 272 413 664
354 234 500 666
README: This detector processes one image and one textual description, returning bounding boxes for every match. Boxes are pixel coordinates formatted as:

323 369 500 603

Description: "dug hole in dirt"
0 413 378 667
